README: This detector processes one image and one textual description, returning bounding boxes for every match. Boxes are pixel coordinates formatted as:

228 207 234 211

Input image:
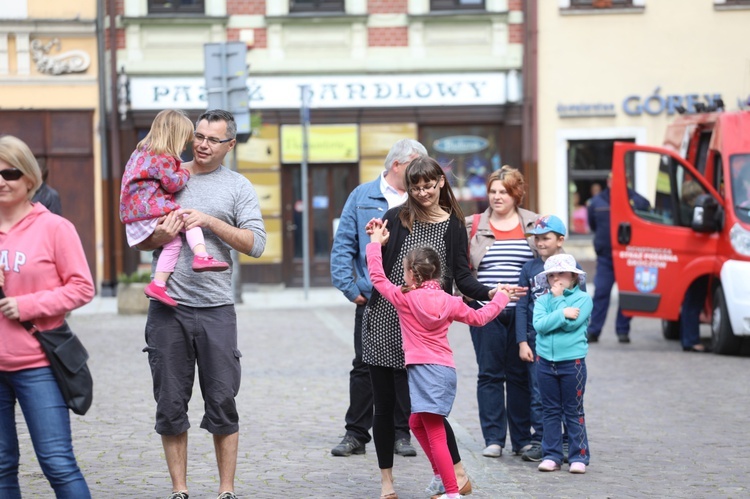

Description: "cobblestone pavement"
15 291 750 498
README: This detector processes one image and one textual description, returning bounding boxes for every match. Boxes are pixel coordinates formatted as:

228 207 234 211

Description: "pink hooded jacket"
0 204 95 372
366 242 509 368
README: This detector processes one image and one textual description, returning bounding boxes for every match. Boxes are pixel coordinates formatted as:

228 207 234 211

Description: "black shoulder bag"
0 288 93 415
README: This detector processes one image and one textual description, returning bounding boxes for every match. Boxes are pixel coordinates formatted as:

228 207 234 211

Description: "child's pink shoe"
144 281 177 307
192 255 230 272
538 459 561 472
569 462 586 474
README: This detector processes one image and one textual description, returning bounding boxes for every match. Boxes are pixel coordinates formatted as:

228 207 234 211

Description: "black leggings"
369 364 461 469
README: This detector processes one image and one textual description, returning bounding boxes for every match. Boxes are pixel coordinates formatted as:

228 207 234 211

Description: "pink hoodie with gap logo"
0 204 94 372
366 242 510 368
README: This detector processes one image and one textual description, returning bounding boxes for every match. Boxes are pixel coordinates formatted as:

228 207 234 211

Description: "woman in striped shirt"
466 165 538 459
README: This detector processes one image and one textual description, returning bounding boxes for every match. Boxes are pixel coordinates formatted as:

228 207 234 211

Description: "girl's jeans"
0 367 91 499
537 357 590 465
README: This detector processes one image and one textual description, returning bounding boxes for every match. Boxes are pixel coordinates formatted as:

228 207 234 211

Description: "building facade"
113 0 526 287
0 0 102 287
536 0 750 259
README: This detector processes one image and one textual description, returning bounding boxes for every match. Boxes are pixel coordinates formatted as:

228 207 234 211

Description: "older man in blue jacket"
329 139 426 457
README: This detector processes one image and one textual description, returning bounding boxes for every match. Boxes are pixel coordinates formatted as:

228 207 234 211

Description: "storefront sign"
280 124 359 163
129 72 518 110
557 103 616 118
433 136 489 154
622 87 723 116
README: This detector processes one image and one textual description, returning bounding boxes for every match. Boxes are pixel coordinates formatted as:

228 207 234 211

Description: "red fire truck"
610 110 750 355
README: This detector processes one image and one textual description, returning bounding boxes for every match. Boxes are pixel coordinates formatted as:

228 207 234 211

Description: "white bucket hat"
541 253 586 276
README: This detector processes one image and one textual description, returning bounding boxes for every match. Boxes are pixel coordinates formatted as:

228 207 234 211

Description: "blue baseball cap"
525 215 567 237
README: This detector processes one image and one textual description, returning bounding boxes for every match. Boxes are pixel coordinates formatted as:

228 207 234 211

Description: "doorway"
281 163 358 287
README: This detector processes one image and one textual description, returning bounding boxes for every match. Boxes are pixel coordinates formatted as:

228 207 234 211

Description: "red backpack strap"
468 213 481 270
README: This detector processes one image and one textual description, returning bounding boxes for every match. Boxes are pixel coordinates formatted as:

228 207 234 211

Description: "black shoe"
331 435 365 456
617 334 631 343
167 493 189 499
586 333 599 343
394 438 417 456
522 441 543 462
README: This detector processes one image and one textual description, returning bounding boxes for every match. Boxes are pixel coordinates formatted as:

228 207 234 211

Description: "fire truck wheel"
661 319 680 340
711 287 742 355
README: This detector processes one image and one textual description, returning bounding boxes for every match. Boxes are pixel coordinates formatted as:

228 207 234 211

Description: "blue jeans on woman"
537 357 590 466
0 367 91 499
469 306 531 452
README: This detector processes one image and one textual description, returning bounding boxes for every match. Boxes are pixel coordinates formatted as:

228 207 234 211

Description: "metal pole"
300 86 311 300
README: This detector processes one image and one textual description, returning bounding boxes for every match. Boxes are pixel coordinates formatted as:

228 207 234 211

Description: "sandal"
683 344 710 353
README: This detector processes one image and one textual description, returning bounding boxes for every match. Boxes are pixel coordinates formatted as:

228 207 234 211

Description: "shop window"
148 0 204 14
421 125 504 216
431 0 485 11
567 138 635 235
289 0 345 13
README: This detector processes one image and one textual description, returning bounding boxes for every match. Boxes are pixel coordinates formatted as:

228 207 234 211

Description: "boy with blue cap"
515 215 585 462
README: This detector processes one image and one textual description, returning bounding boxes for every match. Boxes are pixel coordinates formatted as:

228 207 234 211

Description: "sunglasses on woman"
0 168 24 181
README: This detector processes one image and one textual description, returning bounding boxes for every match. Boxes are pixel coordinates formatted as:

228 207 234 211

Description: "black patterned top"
362 219 449 368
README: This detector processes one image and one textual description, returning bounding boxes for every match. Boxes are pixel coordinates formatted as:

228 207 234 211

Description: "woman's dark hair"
401 245 442 293
399 156 465 231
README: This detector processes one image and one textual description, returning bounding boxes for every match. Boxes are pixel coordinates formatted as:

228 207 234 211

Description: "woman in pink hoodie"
0 135 95 498
366 218 516 499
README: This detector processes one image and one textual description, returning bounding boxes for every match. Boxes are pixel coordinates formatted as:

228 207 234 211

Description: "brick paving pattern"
14 292 750 498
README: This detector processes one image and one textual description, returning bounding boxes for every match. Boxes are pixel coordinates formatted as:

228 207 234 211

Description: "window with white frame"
431 0 485 11
289 0 345 13
569 0 634 7
148 0 204 14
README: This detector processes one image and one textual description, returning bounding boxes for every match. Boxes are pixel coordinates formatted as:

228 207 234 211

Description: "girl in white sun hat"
532 253 593 474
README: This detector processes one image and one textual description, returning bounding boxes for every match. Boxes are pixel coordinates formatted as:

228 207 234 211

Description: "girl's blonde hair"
137 109 194 158
0 135 43 200
401 246 442 293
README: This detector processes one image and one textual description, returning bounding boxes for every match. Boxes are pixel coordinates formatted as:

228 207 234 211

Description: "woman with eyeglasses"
0 135 95 498
119 109 230 308
466 165 538 460
362 156 518 499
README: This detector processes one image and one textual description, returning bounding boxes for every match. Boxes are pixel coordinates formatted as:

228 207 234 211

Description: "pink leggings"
409 412 458 494
155 227 204 273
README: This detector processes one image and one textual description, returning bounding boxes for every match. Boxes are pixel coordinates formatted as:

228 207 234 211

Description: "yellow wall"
28 0 96 19
537 1 750 219
0 0 103 285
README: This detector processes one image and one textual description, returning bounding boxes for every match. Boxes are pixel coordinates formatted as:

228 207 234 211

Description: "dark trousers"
469 306 531 452
588 254 632 336
537 357 590 465
679 276 708 349
345 305 410 444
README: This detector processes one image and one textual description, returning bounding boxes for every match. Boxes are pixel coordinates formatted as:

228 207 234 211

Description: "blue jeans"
537 357 590 465
469 306 531 451
588 254 631 336
527 335 543 442
0 367 91 499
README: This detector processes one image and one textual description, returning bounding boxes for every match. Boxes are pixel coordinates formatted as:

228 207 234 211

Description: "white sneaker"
482 444 502 458
425 475 445 496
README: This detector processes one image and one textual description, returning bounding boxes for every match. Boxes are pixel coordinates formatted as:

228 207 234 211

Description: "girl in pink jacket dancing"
119 109 228 307
366 218 520 499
